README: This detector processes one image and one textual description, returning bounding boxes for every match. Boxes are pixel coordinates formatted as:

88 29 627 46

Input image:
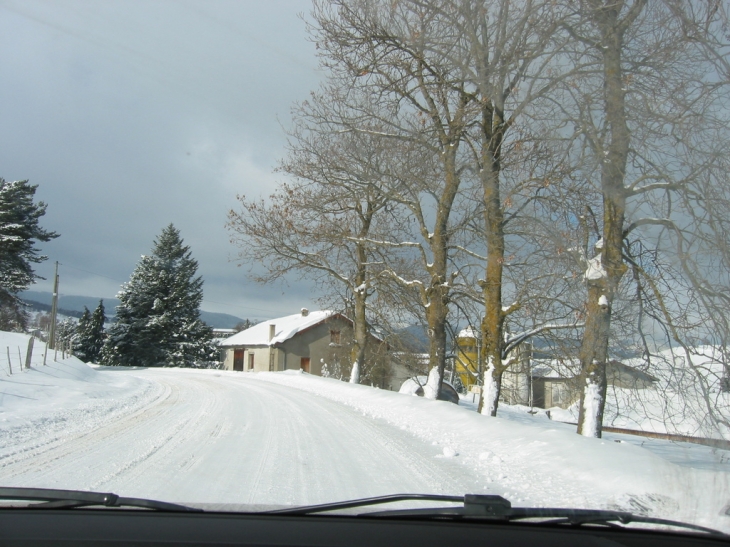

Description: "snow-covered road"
0 367 475 506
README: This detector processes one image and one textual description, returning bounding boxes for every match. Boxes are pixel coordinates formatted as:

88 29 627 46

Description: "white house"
220 309 355 375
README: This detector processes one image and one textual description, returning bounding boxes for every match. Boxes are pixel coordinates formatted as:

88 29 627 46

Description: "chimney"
301 308 309 317
269 324 276 342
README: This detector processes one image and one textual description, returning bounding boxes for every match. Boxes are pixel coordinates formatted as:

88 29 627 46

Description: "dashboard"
0 509 727 547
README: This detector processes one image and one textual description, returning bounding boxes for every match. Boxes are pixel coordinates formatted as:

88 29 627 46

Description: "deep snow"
0 331 729 533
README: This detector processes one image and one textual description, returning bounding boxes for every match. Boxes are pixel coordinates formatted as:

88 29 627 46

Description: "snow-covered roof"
457 327 478 339
219 310 339 347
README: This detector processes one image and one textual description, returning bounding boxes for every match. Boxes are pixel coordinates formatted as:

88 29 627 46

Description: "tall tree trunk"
350 243 368 384
424 148 460 399
577 3 636 437
424 287 448 399
478 104 507 417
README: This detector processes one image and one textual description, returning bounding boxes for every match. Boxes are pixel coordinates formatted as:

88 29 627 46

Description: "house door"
300 357 310 373
233 349 244 371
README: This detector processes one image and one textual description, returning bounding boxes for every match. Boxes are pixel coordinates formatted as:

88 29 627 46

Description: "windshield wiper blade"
267 493 726 537
267 494 465 515
0 487 201 512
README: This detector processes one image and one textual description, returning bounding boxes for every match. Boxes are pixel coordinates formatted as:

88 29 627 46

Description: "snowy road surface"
0 367 474 506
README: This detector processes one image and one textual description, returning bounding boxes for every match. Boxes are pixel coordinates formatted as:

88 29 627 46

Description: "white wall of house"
222 346 287 372
222 348 235 370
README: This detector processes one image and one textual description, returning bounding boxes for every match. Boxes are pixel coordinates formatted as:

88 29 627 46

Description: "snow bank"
398 377 422 396
252 370 730 532
0 331 158 458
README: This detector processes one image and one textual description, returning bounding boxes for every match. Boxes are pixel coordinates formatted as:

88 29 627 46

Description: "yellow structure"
454 327 479 390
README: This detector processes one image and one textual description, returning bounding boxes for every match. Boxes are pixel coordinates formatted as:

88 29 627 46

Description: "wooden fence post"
6 347 11 375
25 337 34 369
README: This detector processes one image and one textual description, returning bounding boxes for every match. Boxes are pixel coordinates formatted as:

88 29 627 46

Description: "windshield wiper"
267 493 727 537
0 487 201 512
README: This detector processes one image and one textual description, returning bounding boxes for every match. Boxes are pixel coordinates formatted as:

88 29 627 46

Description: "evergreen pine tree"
73 307 92 360
74 301 106 363
0 178 58 331
88 300 106 362
55 318 77 350
102 224 214 367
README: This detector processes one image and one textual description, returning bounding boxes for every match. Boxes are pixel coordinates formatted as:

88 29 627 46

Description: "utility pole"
48 261 59 350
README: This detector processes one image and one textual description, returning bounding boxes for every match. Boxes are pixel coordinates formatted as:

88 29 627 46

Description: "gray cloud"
0 0 322 319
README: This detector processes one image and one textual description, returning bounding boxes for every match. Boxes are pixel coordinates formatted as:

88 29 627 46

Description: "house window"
248 353 254 370
269 351 275 371
551 382 570 406
330 330 341 345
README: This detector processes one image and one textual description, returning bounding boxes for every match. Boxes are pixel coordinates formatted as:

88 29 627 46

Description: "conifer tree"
0 178 58 331
73 307 92 359
102 224 214 367
75 301 105 363
55 318 77 350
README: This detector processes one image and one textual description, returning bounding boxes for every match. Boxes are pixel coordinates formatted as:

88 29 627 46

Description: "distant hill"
20 290 247 329
22 298 86 320
198 311 249 330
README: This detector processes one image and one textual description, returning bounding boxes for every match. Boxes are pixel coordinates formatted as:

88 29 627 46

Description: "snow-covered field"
0 332 729 533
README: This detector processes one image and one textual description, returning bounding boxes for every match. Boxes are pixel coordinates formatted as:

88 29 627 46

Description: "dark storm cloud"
0 0 322 319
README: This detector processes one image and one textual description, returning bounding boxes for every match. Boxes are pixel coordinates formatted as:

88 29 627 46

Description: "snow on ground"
462 398 730 471
0 330 729 533
0 332 157 436
254 370 730 532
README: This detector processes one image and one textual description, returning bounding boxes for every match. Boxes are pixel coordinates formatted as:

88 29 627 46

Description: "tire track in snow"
241 388 278 504
86 373 224 491
0 376 163 467
222 377 478 505
0 380 176 486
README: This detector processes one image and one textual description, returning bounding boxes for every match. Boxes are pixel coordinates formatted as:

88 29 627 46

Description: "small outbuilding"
530 359 658 409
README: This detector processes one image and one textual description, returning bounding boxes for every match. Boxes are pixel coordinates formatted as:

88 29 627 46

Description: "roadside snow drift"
0 332 157 459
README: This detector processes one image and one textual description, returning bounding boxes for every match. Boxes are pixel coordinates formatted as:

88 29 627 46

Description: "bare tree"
559 0 730 436
227 96 395 383
374 0 587 415
309 0 482 398
227 1 730 440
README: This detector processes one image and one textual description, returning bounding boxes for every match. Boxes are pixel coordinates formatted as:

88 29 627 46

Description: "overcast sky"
0 0 323 320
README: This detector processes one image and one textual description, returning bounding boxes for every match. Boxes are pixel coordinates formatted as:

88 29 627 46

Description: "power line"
61 264 124 283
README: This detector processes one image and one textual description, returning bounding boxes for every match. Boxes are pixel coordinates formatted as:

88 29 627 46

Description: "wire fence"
1 337 74 376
